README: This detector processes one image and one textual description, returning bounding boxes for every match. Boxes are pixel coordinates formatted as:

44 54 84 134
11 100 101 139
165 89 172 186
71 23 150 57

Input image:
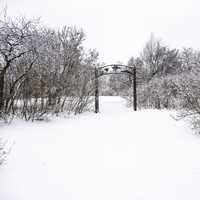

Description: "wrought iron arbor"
94 64 137 113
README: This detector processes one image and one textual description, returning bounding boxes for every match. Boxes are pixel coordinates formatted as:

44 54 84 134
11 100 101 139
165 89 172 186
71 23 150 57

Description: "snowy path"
1 97 200 200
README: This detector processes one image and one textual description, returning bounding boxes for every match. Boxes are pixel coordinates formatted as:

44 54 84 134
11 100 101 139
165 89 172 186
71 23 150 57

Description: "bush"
0 140 8 166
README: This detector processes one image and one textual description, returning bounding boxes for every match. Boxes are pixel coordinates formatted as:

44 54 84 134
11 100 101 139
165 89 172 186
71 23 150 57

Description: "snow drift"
0 97 200 200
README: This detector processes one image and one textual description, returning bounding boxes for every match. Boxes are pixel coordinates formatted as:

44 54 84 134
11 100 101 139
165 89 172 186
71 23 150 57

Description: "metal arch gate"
94 64 137 113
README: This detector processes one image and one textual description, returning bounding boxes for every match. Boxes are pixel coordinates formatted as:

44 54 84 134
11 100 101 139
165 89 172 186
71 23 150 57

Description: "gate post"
133 66 137 111
94 67 99 113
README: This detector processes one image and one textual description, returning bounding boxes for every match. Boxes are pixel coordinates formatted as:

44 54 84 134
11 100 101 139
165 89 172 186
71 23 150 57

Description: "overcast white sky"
3 0 200 64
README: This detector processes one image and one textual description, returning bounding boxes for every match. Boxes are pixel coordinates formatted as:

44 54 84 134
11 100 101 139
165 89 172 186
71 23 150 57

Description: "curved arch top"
96 64 134 77
98 64 134 70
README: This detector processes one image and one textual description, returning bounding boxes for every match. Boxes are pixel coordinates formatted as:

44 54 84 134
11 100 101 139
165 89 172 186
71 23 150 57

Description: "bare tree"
142 34 180 80
0 17 38 115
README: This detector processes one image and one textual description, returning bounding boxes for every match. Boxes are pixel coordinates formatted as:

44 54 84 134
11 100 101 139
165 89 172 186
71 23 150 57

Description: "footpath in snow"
0 96 200 200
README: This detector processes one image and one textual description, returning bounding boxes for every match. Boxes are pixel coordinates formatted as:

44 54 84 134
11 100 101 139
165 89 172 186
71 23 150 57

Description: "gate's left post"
95 67 99 113
133 66 137 111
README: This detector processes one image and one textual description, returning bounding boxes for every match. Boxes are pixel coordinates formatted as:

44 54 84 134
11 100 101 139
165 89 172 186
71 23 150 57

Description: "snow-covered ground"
1 96 200 200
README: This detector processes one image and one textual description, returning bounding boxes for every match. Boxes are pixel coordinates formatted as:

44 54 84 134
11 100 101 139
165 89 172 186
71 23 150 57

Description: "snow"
1 96 200 200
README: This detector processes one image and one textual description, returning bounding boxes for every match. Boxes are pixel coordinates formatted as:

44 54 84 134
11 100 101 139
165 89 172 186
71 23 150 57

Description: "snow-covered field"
1 96 200 200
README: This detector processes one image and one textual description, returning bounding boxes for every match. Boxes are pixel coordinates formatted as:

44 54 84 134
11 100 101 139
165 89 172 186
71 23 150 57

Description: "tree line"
0 16 99 122
0 15 200 131
107 34 200 130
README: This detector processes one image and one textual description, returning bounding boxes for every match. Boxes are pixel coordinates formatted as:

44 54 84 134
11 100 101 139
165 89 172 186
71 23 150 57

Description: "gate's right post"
94 67 99 113
133 66 137 111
